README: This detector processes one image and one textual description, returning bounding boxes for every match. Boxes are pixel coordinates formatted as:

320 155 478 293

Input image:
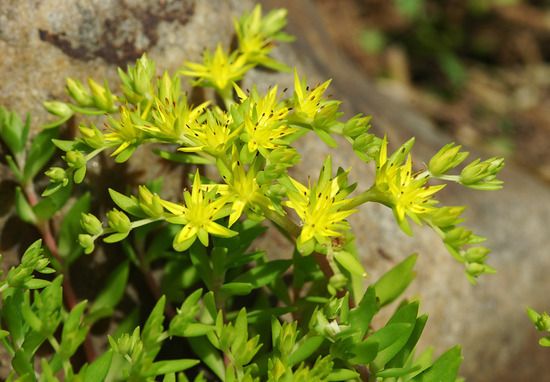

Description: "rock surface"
0 0 549 380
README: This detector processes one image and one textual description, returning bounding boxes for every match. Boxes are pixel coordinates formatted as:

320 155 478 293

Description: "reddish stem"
24 184 97 362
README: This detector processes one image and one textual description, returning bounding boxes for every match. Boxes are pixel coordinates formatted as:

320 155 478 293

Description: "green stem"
85 147 107 161
263 209 300 240
345 186 390 209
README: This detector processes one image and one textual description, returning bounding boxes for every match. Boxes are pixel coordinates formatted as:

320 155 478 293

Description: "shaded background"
1 0 549 380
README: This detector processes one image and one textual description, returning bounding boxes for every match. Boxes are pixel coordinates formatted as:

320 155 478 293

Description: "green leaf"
181 323 215 337
33 181 72 221
374 254 417 307
0 107 29 154
12 349 34 377
387 314 428 368
23 127 59 182
15 187 37 224
539 337 550 347
83 349 113 382
108 188 146 217
115 146 136 163
348 286 378 339
327 369 360 381
58 193 91 261
376 366 421 378
354 323 413 367
24 279 51 289
288 335 324 366
145 359 200 377
412 346 462 382
5 155 23 181
190 245 213 289
371 302 418 369
154 149 214 164
3 289 25 344
142 296 166 359
334 251 367 277
103 232 130 243
203 292 217 321
52 139 79 152
87 261 129 324
233 260 291 288
188 337 225 380
220 282 253 296
349 340 379 364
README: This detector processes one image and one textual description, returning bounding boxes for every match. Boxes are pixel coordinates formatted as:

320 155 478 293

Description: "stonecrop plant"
0 5 505 382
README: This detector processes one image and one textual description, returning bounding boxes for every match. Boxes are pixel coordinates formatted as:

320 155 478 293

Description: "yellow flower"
289 71 342 147
104 107 144 162
180 44 253 95
162 171 237 251
284 157 357 254
234 5 292 71
178 108 240 156
234 85 297 157
375 136 444 234
215 156 273 226
137 75 209 144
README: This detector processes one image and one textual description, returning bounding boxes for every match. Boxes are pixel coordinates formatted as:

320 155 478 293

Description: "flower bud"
45 167 68 183
429 206 465 228
429 143 469 177
460 157 504 189
81 213 103 235
464 246 490 263
343 114 371 139
138 186 164 217
107 209 131 233
43 101 74 119
158 72 174 101
66 78 94 106
78 234 95 252
79 124 105 149
536 312 550 331
388 137 415 167
65 150 86 169
133 55 155 96
352 133 381 162
88 78 116 112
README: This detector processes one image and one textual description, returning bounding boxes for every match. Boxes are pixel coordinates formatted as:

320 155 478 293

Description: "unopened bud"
45 167 68 183
81 213 103 235
43 101 74 119
65 151 86 169
66 78 93 106
79 124 105 149
107 209 131 233
78 234 95 254
429 143 469 177
88 78 116 112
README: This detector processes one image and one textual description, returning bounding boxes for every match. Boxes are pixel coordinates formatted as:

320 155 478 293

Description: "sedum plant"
0 5 504 381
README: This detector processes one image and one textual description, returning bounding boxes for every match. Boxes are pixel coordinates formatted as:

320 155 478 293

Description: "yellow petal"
175 225 198 244
206 221 238 238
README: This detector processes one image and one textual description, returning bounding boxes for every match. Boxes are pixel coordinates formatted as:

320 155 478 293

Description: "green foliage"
0 4 505 381
527 308 550 347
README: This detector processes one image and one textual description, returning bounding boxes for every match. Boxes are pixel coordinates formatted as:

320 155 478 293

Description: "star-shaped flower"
162 171 237 251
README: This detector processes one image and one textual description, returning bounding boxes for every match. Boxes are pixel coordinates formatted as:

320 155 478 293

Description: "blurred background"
1 0 549 380
313 0 550 183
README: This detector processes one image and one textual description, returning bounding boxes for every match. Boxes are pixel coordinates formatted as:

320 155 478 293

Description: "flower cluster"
40 5 504 284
